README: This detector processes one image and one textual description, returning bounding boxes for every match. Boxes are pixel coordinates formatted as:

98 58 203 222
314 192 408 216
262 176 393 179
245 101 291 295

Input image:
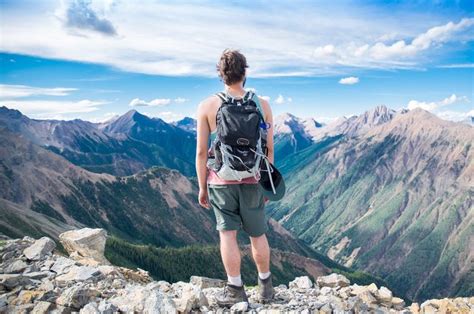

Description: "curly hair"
216 49 248 85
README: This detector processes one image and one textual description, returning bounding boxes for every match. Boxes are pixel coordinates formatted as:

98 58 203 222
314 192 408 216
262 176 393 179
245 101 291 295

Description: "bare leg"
219 230 241 277
250 234 270 273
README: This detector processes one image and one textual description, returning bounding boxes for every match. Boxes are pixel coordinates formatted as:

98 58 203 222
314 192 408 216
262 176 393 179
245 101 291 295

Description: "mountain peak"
0 106 24 120
173 117 197 133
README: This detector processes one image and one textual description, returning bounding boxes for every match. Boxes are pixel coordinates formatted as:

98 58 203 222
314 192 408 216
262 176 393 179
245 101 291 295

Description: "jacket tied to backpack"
207 90 268 181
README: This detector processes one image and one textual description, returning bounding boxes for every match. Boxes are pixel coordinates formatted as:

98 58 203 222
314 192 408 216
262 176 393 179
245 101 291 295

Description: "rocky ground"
1 228 472 313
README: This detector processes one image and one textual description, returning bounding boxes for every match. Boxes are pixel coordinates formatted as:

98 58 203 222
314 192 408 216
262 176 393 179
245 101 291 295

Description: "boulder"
59 228 109 265
10 290 44 305
377 286 393 304
190 275 226 289
0 274 32 290
316 273 350 288
55 265 101 283
392 297 405 310
289 276 313 289
358 290 377 305
147 280 171 292
31 301 52 314
231 301 249 312
3 259 28 273
80 302 100 314
51 256 76 274
174 283 208 312
79 301 118 314
23 237 56 261
56 285 99 309
109 285 175 313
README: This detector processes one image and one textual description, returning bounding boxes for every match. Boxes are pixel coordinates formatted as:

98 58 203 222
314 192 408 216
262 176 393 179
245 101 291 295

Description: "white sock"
228 274 243 287
258 271 271 280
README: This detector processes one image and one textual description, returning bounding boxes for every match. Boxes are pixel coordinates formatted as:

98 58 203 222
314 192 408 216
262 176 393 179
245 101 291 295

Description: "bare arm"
196 101 210 208
260 98 274 164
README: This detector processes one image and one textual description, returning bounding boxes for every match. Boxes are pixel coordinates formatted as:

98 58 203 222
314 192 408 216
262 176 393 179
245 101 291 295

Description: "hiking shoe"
258 275 275 303
215 283 248 307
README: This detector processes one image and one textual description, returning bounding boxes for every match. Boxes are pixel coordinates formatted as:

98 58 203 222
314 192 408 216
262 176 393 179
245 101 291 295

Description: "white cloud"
129 98 171 107
407 94 469 111
88 112 119 123
173 97 188 103
144 111 185 122
274 94 292 105
0 84 77 98
367 18 474 60
260 96 271 102
438 63 474 68
129 97 188 107
312 18 474 67
2 1 472 77
436 109 474 122
313 45 336 58
1 99 108 118
339 76 359 85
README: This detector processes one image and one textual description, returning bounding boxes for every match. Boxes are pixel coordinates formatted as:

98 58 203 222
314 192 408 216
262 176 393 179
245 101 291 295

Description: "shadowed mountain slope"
268 107 473 300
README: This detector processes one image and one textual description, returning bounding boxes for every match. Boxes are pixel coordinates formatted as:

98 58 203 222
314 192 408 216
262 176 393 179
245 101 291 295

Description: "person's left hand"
198 188 210 209
264 197 269 203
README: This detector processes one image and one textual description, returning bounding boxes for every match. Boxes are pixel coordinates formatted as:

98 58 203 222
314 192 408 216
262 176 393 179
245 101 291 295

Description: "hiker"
196 49 281 306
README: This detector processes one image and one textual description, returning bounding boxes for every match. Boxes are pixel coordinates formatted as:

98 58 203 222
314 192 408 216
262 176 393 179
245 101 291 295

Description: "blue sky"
0 0 473 123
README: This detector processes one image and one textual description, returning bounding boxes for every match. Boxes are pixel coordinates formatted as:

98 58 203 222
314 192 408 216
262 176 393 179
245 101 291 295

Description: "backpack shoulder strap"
251 92 265 121
215 92 227 103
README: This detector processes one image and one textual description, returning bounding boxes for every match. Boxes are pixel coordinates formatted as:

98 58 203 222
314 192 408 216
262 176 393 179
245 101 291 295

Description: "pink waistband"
207 169 259 185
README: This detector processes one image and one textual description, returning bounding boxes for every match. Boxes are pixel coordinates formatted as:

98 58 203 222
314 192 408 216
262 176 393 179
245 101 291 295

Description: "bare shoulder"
197 95 220 115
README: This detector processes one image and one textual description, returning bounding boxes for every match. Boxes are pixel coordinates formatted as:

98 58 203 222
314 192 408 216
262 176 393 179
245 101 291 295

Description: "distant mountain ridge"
268 106 473 301
0 107 196 177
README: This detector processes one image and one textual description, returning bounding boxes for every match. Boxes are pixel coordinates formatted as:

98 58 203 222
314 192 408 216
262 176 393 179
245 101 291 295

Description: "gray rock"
190 276 226 289
174 283 208 312
4 259 29 274
144 290 176 314
97 300 119 314
38 279 55 292
289 276 313 289
392 296 405 310
59 228 109 265
316 273 350 288
377 286 393 304
56 285 98 309
231 301 249 312
147 280 171 292
80 301 118 314
23 237 56 261
55 265 101 283
51 256 76 274
0 274 32 289
320 286 333 295
109 285 174 313
31 301 52 314
24 271 52 280
0 294 6 309
80 302 99 314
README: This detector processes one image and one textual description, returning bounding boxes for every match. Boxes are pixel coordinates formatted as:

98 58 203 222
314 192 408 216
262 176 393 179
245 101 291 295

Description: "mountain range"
267 105 473 300
0 107 384 290
0 104 472 302
0 107 196 177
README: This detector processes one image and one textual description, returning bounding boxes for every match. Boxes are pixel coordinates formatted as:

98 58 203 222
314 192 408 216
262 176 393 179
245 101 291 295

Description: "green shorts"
208 183 268 237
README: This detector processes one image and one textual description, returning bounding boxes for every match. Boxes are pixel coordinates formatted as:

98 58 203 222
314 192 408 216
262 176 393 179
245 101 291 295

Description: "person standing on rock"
196 49 276 306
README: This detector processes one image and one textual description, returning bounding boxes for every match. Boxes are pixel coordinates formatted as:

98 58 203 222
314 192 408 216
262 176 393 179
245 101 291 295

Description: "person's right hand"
198 188 210 209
